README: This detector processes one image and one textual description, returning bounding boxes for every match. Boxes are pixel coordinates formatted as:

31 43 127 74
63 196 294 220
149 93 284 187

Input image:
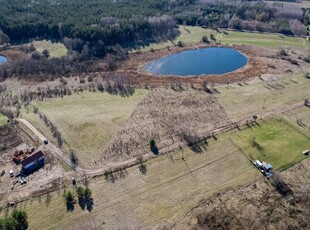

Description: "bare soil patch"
0 124 23 154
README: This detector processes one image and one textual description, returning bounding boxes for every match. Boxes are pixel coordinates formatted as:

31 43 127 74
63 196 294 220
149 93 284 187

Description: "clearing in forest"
31 40 68 58
136 26 308 52
217 30 309 49
231 118 310 171
136 26 215 51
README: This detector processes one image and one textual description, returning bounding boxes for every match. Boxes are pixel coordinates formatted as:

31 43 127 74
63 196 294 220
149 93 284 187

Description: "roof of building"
21 151 44 167
264 163 272 170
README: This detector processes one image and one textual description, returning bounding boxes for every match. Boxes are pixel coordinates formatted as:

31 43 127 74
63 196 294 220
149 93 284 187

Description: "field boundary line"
276 115 310 140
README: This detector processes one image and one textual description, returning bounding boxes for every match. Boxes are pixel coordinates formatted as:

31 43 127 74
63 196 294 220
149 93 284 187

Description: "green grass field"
0 113 7 126
217 31 309 49
216 74 310 122
7 135 258 229
231 118 309 171
136 26 309 52
22 90 148 167
136 26 216 52
32 40 68 58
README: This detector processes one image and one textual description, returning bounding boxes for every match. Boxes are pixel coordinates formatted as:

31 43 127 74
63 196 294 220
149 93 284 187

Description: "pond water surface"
0 55 7 65
144 47 248 76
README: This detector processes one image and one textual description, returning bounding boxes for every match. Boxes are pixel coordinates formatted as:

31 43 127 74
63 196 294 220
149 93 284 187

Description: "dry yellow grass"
215 74 310 122
0 113 7 126
282 106 310 133
32 40 67 58
7 135 259 229
136 26 216 52
21 90 148 167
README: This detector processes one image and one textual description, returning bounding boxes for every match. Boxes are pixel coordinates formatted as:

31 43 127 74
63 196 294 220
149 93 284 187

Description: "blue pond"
0 55 7 65
144 47 248 76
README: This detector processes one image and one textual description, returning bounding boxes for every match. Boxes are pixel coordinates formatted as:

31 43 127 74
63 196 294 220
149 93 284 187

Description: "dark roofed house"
21 151 45 173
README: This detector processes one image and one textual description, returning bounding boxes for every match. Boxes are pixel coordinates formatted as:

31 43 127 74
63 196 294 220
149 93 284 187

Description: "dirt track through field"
18 99 306 178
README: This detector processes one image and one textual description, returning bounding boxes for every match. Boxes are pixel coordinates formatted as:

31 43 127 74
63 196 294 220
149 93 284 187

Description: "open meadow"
136 26 309 52
217 31 309 49
0 113 7 126
6 135 259 229
215 74 310 122
282 106 310 133
97 88 231 164
231 118 310 171
21 90 148 167
136 26 215 52
32 40 68 58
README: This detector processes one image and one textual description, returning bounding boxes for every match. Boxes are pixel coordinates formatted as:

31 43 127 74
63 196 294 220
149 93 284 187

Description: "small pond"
144 47 248 76
0 55 7 65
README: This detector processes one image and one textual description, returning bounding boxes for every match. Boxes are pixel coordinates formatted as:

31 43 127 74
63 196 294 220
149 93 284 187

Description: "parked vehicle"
0 170 5 177
9 170 14 177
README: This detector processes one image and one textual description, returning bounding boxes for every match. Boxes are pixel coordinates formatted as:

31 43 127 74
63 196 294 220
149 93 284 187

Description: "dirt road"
17 100 306 177
18 119 147 176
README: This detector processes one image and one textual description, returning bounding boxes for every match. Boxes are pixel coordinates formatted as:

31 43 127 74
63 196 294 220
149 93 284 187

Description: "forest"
0 0 309 79
0 0 308 46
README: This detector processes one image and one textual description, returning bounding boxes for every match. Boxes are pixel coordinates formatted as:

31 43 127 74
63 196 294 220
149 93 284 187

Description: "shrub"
177 40 184 47
210 34 216 41
289 59 299 65
77 186 85 199
84 187 92 199
202 35 209 44
0 210 28 230
87 75 93 82
278 49 288 56
65 191 74 203
42 49 50 59
31 51 43 60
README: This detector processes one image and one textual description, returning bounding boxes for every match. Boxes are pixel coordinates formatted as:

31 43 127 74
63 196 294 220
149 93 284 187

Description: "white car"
9 170 14 177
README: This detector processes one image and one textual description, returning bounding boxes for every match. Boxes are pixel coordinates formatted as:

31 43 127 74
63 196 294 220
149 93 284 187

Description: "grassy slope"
217 31 309 49
10 136 258 229
282 106 310 132
231 118 309 170
22 90 148 167
215 75 310 122
137 26 309 52
137 26 215 52
32 40 68 58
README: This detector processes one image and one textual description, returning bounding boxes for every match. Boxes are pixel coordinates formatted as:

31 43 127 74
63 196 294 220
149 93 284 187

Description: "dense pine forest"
0 0 309 80
1 0 308 47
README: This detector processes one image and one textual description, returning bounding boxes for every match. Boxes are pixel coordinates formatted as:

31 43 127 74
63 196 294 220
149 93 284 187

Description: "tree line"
0 210 28 230
1 0 307 54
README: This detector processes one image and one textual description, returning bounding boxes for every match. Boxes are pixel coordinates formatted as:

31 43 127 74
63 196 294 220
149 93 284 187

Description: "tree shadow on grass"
66 201 75 212
189 143 203 154
78 198 94 212
139 164 147 175
78 198 86 211
104 168 128 183
86 198 94 212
